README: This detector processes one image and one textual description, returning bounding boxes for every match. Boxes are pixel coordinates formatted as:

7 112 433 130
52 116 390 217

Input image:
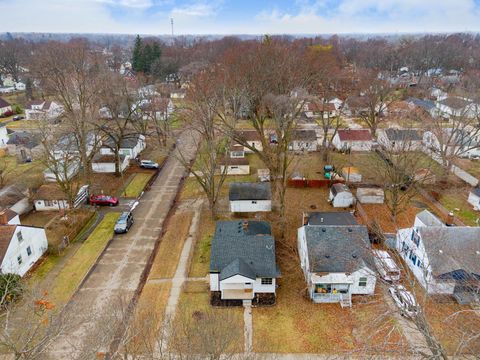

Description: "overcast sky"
1 0 480 35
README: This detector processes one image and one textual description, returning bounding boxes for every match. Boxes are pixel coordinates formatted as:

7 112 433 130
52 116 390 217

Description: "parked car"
114 211 134 234
140 159 159 169
12 115 24 121
388 285 418 318
89 194 119 206
373 250 401 282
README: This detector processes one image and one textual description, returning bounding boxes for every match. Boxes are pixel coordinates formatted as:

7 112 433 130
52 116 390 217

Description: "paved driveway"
50 130 197 357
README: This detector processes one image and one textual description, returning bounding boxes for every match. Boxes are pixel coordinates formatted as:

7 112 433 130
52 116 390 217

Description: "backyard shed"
329 184 354 208
468 188 480 210
229 182 272 213
356 188 384 204
342 167 362 183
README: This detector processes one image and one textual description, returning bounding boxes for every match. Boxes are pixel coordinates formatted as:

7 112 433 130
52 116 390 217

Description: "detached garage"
229 182 272 213
357 188 384 204
329 183 354 208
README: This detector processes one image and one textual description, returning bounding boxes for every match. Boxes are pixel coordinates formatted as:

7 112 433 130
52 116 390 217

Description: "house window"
17 231 23 243
359 277 368 287
17 255 22 265
409 252 417 265
229 166 239 170
411 230 420 246
261 278 273 285
44 200 54 207
26 246 32 256
417 259 422 268
230 151 244 158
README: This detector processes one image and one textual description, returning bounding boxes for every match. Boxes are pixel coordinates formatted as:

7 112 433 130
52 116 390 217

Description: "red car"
89 194 119 206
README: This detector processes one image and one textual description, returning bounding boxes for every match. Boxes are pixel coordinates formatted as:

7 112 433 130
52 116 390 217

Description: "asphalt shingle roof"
210 220 280 279
229 182 271 201
306 212 358 226
0 98 11 109
385 128 423 141
304 225 373 273
418 226 480 278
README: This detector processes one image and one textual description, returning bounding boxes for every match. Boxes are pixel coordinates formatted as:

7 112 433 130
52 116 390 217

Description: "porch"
311 283 352 307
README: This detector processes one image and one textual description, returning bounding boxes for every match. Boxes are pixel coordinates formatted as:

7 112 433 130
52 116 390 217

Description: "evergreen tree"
142 43 153 73
131 35 143 72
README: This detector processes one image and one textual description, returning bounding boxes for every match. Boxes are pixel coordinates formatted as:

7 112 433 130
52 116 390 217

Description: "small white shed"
468 188 480 210
342 167 362 183
229 182 272 213
329 184 354 208
356 188 384 204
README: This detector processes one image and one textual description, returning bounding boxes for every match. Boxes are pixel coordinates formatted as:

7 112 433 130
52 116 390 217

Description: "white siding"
0 226 48 276
467 192 480 209
210 273 219 291
34 199 69 212
229 200 272 212
220 165 250 175
330 191 354 208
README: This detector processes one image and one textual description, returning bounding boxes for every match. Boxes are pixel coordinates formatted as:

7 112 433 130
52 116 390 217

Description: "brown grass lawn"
435 187 479 226
149 212 193 279
20 211 56 227
454 158 480 178
45 209 95 249
425 298 480 356
129 281 172 353
1 155 46 188
188 208 216 278
253 187 406 354
172 281 244 354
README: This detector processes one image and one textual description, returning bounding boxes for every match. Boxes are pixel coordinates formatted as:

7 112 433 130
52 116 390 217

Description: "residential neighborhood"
0 6 480 360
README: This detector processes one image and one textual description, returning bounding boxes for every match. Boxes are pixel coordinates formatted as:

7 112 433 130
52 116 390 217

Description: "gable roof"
210 220 280 279
345 96 369 109
331 183 351 196
33 184 67 201
92 154 127 163
0 98 11 109
0 226 16 265
291 130 317 142
306 102 336 112
337 129 372 142
0 209 18 223
303 225 373 273
229 182 271 201
470 188 480 197
407 97 435 111
385 128 423 142
418 227 480 277
439 97 472 110
103 134 142 149
235 130 262 142
7 131 40 148
306 212 358 226
219 156 249 166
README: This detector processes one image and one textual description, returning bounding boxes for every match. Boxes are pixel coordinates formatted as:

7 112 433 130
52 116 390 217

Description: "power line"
170 18 174 37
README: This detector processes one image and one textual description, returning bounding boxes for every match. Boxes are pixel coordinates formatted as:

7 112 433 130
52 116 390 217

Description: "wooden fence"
287 178 345 188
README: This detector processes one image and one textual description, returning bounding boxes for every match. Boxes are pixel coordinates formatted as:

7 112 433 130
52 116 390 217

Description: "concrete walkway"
243 304 253 354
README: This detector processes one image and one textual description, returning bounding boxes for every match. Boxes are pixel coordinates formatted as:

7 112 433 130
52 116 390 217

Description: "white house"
297 212 376 307
423 128 480 159
378 128 423 151
435 97 479 119
209 220 280 305
92 154 129 173
0 212 48 277
219 146 250 175
229 182 271 213
467 188 480 210
329 183 354 208
170 89 186 99
303 102 337 119
406 98 439 119
33 184 70 211
235 130 263 153
332 129 373 152
43 160 80 183
396 210 480 303
0 124 8 148
52 133 97 160
100 134 146 160
0 184 31 216
288 130 318 152
24 100 63 120
0 98 12 116
139 98 175 121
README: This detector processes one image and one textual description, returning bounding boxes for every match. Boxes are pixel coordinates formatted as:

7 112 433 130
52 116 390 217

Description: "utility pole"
170 18 174 37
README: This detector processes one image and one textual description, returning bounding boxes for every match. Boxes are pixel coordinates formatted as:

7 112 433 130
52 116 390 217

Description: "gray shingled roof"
229 182 271 201
304 225 373 273
292 130 317 142
331 183 350 197
210 220 280 279
407 97 435 111
306 212 358 226
418 227 480 277
385 128 422 141
471 188 480 197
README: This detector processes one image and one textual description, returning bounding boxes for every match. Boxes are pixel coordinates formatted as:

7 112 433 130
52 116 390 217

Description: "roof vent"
439 249 443 254
325 255 330 258
476 251 480 255
348 228 353 232
322 228 326 232
352 254 357 258
266 245 273 250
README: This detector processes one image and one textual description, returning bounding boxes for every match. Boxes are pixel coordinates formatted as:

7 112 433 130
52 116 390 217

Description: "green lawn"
438 193 479 226
121 172 153 197
49 212 120 304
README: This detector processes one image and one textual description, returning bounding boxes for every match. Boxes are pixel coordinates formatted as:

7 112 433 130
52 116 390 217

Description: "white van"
372 250 401 282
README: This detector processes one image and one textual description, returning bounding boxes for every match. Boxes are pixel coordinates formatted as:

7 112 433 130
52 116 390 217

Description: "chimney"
303 213 309 226
242 220 249 232
446 212 455 227
0 211 8 225
320 217 324 223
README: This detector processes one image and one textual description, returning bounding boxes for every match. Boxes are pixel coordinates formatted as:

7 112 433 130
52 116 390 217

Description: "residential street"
49 130 197 357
